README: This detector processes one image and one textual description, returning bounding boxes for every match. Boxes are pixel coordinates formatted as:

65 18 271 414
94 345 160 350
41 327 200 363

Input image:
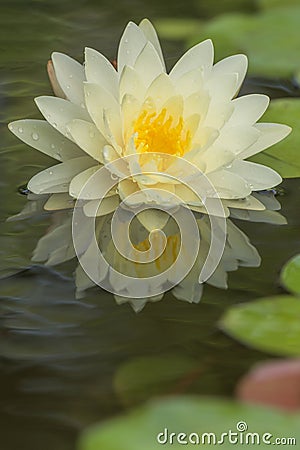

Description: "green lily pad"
258 0 300 10
220 295 300 356
281 254 300 295
78 396 300 450
153 18 202 40
250 99 300 178
157 6 300 77
114 354 202 406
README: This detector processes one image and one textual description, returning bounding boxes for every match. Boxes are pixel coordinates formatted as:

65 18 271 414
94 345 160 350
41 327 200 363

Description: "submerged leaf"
114 354 202 406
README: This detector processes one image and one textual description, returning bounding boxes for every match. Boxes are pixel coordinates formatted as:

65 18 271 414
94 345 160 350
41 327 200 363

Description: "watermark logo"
156 421 296 446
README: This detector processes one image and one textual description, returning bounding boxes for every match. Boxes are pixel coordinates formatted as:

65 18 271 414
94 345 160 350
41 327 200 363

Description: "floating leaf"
153 18 202 40
250 99 300 178
220 296 300 356
258 0 300 10
114 354 202 406
78 396 300 450
281 254 300 295
158 6 300 77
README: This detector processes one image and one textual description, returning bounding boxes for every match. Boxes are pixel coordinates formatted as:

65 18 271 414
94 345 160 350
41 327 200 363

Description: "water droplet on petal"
89 130 95 138
111 173 118 180
69 74 73 79
18 127 23 133
51 144 56 149
53 122 58 128
49 171 53 175
66 85 70 90
31 132 39 141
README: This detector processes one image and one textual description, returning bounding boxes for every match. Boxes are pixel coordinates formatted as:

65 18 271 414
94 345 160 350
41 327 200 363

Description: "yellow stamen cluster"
134 108 191 157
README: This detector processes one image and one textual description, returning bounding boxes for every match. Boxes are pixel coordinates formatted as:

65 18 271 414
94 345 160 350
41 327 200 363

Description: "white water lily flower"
8 19 291 222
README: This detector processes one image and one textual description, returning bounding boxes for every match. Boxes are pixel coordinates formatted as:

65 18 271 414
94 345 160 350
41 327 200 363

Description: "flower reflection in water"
9 189 285 312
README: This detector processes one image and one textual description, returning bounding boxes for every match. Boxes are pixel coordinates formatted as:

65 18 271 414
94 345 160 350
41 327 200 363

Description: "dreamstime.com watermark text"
156 421 296 446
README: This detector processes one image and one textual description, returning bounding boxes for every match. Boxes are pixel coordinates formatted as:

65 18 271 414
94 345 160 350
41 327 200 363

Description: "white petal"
238 123 292 159
8 119 83 161
44 193 74 210
76 236 108 285
69 165 115 200
103 146 130 180
205 72 239 102
206 266 228 289
172 279 203 303
139 19 165 68
51 52 85 106
228 94 269 126
175 183 203 205
121 94 141 142
28 156 94 194
212 54 248 95
117 21 147 75
175 69 204 98
119 65 146 102
162 95 184 125
118 179 148 205
214 125 260 155
32 217 74 265
230 209 287 225
170 39 214 80
198 144 231 173
75 264 95 296
227 220 261 267
187 203 230 218
67 119 107 163
146 73 175 109
103 109 123 150
184 91 210 123
47 60 66 98
84 47 118 97
35 96 90 139
83 196 120 217
83 82 121 143
137 209 169 232
134 42 165 88
228 160 282 190
253 191 281 211
223 195 265 211
202 101 233 130
206 169 252 199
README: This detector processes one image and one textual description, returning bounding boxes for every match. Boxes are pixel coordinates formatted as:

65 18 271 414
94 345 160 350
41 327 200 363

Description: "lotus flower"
8 19 291 222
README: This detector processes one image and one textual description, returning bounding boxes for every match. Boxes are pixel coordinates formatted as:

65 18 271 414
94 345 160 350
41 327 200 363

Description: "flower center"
133 108 191 157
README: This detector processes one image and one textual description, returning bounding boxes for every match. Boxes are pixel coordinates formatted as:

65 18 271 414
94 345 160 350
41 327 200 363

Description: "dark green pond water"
1 1 300 449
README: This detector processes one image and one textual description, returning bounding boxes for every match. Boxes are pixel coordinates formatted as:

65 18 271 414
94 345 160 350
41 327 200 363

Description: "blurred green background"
1 1 300 449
